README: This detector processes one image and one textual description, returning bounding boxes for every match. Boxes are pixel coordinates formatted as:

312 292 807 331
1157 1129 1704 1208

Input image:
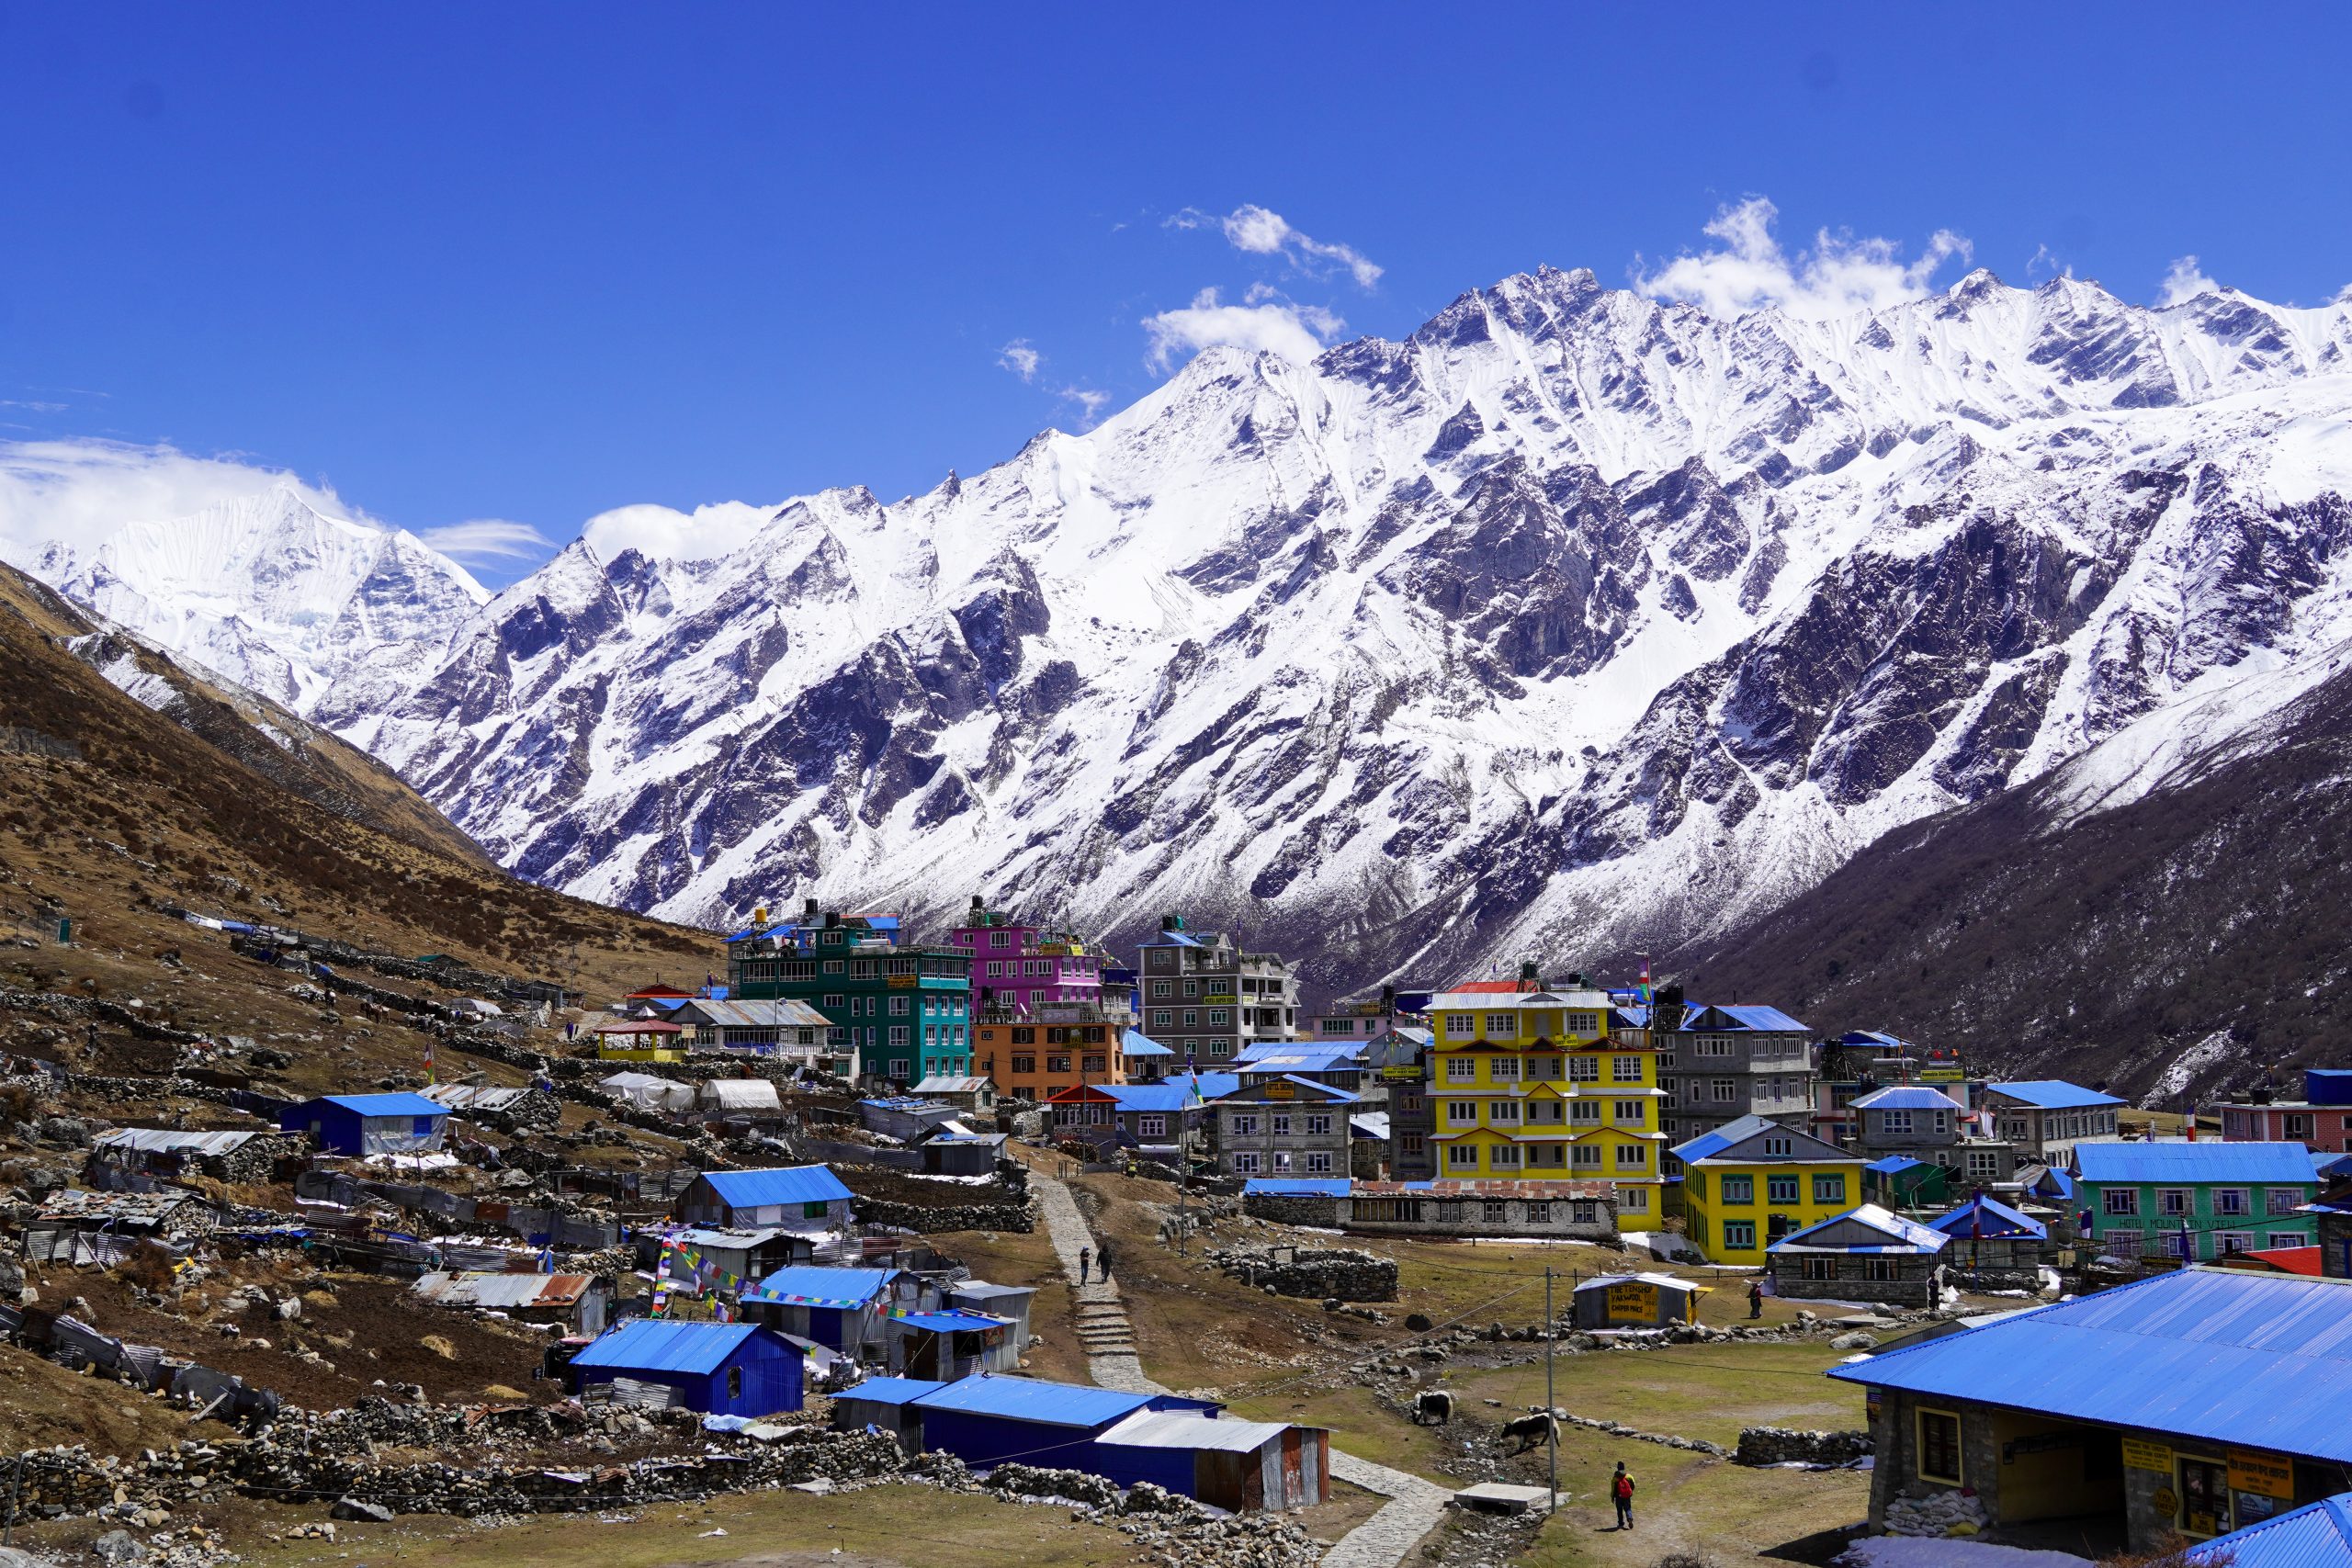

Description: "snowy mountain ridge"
27 264 2352 1000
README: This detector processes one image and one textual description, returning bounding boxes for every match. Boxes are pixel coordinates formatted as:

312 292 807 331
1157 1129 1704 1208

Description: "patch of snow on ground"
2149 1028 2235 1102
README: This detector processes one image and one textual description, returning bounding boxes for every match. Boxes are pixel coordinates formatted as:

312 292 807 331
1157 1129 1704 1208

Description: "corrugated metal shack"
739 1265 911 1356
278 1093 449 1156
410 1269 612 1334
673 1166 853 1231
87 1128 297 1186
568 1320 804 1416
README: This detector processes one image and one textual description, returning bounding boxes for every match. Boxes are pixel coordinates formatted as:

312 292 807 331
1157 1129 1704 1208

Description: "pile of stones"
1883 1487 1990 1538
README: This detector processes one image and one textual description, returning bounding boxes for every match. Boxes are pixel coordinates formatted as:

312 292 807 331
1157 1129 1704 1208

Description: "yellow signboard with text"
1604 1281 1657 1321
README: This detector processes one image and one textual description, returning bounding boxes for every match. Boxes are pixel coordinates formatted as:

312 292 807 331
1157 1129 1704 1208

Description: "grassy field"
1517 1422 1867 1567
932 1223 1095 1385
1447 1340 1864 1447
169 1485 1143 1568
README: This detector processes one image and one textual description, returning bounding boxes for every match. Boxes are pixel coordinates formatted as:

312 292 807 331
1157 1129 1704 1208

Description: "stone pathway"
1319 1452 1456 1568
1029 1172 1457 1566
1030 1172 1163 1393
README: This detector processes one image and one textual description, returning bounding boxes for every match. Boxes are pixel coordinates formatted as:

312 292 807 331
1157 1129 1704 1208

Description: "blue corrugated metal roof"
700 1166 854 1207
1851 1086 1961 1111
1669 1113 1778 1165
1215 1074 1358 1103
1236 1043 1364 1066
1988 1079 2123 1111
835 1375 946 1407
1865 1155 1928 1175
2074 1142 2317 1186
1830 1268 2352 1461
315 1093 449 1118
1242 1179 1351 1196
1121 1029 1173 1057
570 1320 767 1375
1770 1204 1949 1255
2189 1490 2352 1564
1926 1195 2047 1239
895 1309 1008 1333
1102 1074 1241 1112
912 1373 1156 1427
747 1266 897 1307
1677 1003 1809 1032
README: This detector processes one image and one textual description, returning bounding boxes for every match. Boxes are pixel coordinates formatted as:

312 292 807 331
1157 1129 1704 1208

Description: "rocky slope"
22 268 2352 1020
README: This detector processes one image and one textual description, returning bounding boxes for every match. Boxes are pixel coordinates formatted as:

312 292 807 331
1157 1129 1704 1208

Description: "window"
1567 1055 1600 1081
1151 1010 1172 1027
1446 1143 1479 1169
889 1025 910 1045
823 992 845 1009
2215 1231 2255 1256
889 996 910 1015
1401 1133 1424 1156
1531 1055 1563 1080
1917 1411 1963 1485
1306 1152 1333 1174
1151 980 1171 998
1720 1174 1755 1203
1231 1153 1261 1173
1484 1013 1519 1037
1711 1078 1736 1102
2216 1189 2248 1216
1012 1026 1036 1043
1271 1114 1291 1136
1490 1055 1521 1080
2103 1228 2143 1258
1488 1100 1521 1123
1231 1114 1259 1135
1082 1054 1106 1074
1966 1149 1999 1179
1444 1055 1477 1082
1444 1012 1475 1037
1306 1114 1332 1135
1802 1257 1837 1280
1763 1135 1792 1156
1864 1258 1901 1281
888 1058 910 1079
1613 1100 1646 1124
1484 1199 1510 1224
2159 1189 2190 1217
2267 1230 2306 1249
1883 1110 1914 1134
1767 1173 1800 1203
1046 1054 1070 1073
1570 1200 1599 1224
2104 1189 2139 1216
1614 1145 1647 1169
1528 1201 1551 1224
1138 1114 1167 1137
2269 1189 2304 1215
1207 1010 1229 1026
1182 1011 1198 1027
1183 979 1198 998
1446 1100 1478 1124
1567 1012 1600 1036
1570 1100 1601 1123
728 1367 743 1400
1272 1152 1293 1173
1813 1173 1847 1205
1722 1220 1757 1250
1572 1144 1602 1167
1489 1144 1522 1168
1611 1055 1644 1082
1695 1035 1734 1057
1621 1186 1649 1213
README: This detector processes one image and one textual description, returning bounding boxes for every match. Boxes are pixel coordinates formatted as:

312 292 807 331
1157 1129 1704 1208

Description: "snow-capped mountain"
29 486 489 726
26 266 2352 1009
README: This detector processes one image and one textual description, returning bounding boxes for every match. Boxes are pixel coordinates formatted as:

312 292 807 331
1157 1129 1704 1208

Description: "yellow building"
1671 1114 1868 1265
1427 987 1666 1229
594 1020 687 1064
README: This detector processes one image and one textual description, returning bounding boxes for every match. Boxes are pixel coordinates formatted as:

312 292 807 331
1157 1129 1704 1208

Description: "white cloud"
416 518 552 563
1170 204 1383 289
2157 254 2220 307
580 500 778 564
1142 288 1346 371
1632 197 1972 320
997 339 1041 381
0 437 365 563
1055 386 1112 428
2336 281 2352 305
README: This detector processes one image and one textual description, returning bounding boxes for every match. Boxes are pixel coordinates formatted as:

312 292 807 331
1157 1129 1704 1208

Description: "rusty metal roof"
410 1270 596 1309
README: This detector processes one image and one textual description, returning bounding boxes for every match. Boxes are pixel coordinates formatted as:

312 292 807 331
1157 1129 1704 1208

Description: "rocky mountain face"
23 269 2352 1060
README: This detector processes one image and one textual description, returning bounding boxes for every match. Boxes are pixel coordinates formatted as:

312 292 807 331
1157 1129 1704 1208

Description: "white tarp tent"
699 1078 783 1115
600 1071 697 1112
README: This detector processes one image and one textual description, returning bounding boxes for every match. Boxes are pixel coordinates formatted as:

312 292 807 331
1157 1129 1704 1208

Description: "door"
2178 1457 2232 1539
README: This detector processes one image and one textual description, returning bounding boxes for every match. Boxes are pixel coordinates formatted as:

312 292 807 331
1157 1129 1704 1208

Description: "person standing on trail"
1611 1461 1635 1529
1078 1245 1091 1284
1748 1279 1764 1319
1097 1243 1113 1282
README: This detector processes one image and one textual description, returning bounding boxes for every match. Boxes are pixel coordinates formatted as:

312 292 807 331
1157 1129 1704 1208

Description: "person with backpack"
1077 1245 1091 1284
1097 1243 1114 1282
1611 1461 1635 1529
1748 1279 1764 1319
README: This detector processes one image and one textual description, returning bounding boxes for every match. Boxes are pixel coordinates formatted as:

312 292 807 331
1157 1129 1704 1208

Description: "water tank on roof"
2307 1069 2352 1106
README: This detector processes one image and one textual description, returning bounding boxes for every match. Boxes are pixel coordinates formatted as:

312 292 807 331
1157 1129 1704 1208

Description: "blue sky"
4 3 2349 583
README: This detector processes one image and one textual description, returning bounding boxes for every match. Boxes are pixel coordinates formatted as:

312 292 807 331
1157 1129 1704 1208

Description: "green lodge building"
727 902 972 1086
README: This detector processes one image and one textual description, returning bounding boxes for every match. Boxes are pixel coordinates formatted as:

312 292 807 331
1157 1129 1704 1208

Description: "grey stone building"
1136 915 1300 1066
1853 1084 2020 1190
1653 1002 1818 1144
1209 1076 1356 1179
1361 1026 1436 1180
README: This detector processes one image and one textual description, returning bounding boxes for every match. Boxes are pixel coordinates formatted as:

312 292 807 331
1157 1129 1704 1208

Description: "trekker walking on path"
1097 1243 1113 1282
1748 1280 1764 1319
1078 1246 1091 1284
1611 1462 1635 1529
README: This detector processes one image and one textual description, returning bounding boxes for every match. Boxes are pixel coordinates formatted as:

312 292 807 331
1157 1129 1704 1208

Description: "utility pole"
1545 1265 1558 1512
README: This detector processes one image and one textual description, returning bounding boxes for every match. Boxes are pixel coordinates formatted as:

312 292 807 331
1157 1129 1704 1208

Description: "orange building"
974 1002 1138 1100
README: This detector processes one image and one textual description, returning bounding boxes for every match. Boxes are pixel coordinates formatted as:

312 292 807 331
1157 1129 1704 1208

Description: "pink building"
947 896 1109 1018
2220 1070 2352 1153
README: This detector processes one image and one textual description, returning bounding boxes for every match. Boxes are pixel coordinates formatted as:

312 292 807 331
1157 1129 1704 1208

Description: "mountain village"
4 843 2350 1568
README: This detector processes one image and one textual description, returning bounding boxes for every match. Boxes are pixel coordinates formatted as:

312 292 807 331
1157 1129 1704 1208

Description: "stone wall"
1239 1193 1341 1227
1734 1426 1871 1466
853 1193 1037 1234
1210 1245 1397 1302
